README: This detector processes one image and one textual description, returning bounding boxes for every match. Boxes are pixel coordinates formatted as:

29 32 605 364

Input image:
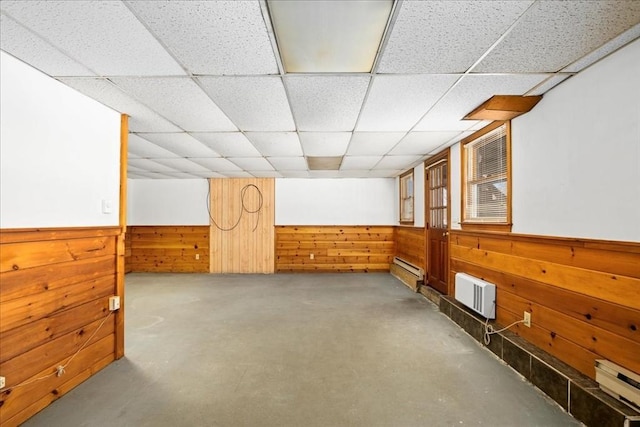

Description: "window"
399 170 414 224
462 121 512 231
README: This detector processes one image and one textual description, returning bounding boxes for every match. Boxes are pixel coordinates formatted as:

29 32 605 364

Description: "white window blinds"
464 124 508 223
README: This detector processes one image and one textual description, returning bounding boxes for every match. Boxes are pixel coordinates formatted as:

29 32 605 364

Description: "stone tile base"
439 296 640 427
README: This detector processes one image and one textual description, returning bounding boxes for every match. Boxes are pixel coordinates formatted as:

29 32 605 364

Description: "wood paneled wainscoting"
126 226 210 273
0 227 120 427
449 230 640 380
394 226 426 271
275 226 395 272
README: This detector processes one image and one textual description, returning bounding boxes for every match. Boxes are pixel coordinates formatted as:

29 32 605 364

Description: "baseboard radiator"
390 256 424 292
454 273 496 319
595 359 640 410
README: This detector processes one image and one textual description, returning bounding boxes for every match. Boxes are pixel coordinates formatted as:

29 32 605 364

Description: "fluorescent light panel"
268 0 393 73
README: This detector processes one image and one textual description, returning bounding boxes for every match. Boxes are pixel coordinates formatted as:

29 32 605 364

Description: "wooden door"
426 158 449 294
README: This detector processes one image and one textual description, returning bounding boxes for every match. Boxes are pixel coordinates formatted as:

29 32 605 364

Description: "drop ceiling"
1 0 639 179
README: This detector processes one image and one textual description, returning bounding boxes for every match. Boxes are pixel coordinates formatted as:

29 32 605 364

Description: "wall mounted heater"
390 256 424 292
455 273 496 319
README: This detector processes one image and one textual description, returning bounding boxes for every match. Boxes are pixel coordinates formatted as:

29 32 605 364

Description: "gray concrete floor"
24 273 581 427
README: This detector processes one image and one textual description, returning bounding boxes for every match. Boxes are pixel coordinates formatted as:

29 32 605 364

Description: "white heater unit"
455 273 496 319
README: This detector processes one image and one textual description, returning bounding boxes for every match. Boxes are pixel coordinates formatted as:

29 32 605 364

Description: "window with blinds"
463 123 509 224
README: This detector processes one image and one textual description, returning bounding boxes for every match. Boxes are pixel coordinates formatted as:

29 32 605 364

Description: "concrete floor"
25 273 581 427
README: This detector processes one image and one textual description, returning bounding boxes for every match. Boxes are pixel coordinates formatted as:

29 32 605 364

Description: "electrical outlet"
310 253 314 260
0 376 5 389
109 296 121 311
195 254 200 260
523 311 532 327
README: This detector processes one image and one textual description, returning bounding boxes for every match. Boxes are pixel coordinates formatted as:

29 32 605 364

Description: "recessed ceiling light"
267 0 394 73
307 156 344 170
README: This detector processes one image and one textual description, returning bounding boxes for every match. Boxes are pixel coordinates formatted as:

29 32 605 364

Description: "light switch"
102 199 112 214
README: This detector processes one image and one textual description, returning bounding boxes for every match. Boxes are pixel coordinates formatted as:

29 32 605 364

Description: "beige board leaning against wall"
209 178 275 273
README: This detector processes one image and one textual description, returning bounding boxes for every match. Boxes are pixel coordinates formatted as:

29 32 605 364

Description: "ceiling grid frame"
1 0 638 178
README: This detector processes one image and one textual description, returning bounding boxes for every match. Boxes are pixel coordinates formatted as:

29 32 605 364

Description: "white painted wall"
449 143 462 230
276 178 396 225
127 179 210 225
0 52 121 228
512 39 640 242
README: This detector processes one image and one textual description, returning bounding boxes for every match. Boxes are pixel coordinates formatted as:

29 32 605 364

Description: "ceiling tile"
148 157 212 173
340 156 382 170
58 78 181 132
390 131 461 155
474 1 640 73
0 1 185 76
346 132 406 155
562 23 640 73
377 1 533 73
127 173 147 179
218 171 255 178
137 133 219 158
267 157 307 170
279 170 311 178
0 13 95 76
525 74 572 96
188 171 225 179
189 157 243 172
126 0 277 75
127 164 147 172
162 172 201 179
228 157 275 171
299 132 351 156
367 169 403 178
190 133 261 157
338 170 374 178
128 134 180 159
285 75 370 131
373 155 422 171
249 171 282 178
414 74 548 131
110 77 236 132
129 171 175 179
357 75 459 131
128 158 179 173
198 77 294 131
245 132 303 157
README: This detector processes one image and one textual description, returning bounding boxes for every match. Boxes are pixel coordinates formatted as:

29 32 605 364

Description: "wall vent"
454 273 496 319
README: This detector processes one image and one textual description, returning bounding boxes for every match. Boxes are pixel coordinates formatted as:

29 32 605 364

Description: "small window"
399 170 414 224
462 121 512 231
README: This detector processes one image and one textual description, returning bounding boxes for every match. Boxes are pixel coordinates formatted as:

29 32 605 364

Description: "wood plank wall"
0 227 119 427
124 227 132 273
209 178 275 273
450 230 640 379
127 226 210 273
275 226 395 272
394 227 426 271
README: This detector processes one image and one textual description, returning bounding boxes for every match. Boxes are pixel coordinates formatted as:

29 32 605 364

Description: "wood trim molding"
115 114 128 360
463 95 542 121
119 114 128 231
450 228 640 254
0 226 120 244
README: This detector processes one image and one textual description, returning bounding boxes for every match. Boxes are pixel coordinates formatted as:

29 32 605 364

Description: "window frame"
399 169 415 225
460 120 512 232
